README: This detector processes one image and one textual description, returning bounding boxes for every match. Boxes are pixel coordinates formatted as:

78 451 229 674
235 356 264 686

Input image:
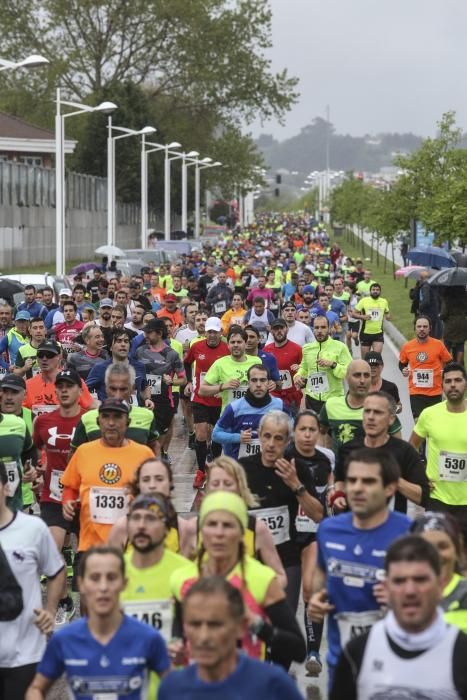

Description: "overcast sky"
251 0 467 141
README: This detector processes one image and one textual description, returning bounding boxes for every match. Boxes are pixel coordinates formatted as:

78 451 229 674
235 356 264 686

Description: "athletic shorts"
409 393 442 420
348 321 360 333
359 331 384 345
305 396 325 414
40 501 80 534
172 393 180 414
192 402 222 426
153 402 175 434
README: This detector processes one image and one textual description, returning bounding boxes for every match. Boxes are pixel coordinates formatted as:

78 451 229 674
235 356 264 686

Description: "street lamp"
165 150 198 240
195 160 222 237
0 54 49 71
186 157 211 238
107 120 156 247
141 139 181 248
55 88 117 276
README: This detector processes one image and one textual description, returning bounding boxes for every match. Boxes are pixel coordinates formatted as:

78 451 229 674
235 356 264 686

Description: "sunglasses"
37 352 56 359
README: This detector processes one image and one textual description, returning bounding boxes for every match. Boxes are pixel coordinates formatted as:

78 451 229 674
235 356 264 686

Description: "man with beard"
410 362 467 552
95 298 114 349
264 318 303 416
184 317 229 488
213 364 283 461
351 283 389 358
399 315 452 420
266 301 314 347
14 317 47 380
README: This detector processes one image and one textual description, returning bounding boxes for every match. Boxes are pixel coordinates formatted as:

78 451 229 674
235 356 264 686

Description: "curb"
385 319 407 349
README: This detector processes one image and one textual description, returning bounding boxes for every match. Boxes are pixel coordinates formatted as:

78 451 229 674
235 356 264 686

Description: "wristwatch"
293 484 306 497
330 361 337 369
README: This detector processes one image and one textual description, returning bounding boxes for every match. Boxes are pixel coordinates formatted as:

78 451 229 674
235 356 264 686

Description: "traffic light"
276 174 282 184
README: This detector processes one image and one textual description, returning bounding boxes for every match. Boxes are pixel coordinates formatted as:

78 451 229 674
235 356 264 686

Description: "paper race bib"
32 364 41 376
238 438 261 458
127 392 138 406
279 369 292 389
32 404 57 419
147 374 162 395
214 300 227 314
123 599 173 642
5 461 19 496
89 487 127 524
336 610 384 647
369 308 382 321
0 367 7 376
413 369 433 388
295 505 318 533
307 372 329 394
438 451 467 482
49 469 64 502
259 331 268 345
254 505 290 545
227 385 248 402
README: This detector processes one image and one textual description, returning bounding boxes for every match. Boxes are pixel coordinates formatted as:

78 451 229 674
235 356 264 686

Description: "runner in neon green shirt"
201 326 260 411
352 283 389 356
411 364 467 515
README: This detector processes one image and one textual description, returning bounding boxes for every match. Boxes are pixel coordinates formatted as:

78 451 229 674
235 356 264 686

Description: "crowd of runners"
0 213 466 699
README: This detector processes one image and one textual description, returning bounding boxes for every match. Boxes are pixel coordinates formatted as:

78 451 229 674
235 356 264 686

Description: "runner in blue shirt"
309 447 411 689
212 364 283 459
26 546 170 699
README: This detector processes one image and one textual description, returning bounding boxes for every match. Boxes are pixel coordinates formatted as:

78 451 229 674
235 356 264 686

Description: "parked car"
122 249 169 267
0 273 70 305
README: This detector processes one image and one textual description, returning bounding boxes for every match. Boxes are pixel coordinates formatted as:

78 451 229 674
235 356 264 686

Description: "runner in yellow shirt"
352 283 389 358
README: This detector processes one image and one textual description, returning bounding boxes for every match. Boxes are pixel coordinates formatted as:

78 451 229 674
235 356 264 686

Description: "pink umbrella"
395 265 431 279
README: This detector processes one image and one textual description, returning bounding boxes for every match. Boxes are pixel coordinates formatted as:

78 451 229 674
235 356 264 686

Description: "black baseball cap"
98 398 130 415
37 340 61 356
55 369 82 387
366 351 384 366
270 318 287 328
1 373 26 392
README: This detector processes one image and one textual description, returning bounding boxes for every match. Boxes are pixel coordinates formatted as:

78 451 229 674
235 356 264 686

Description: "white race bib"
214 300 227 314
336 610 384 647
32 404 57 419
438 451 467 482
253 505 290 545
413 369 433 388
89 487 127 524
238 438 261 458
227 385 248 402
279 369 292 389
123 599 173 643
5 461 19 497
147 374 162 395
127 392 138 406
369 308 382 321
307 372 329 394
295 505 318 533
32 364 41 376
0 367 6 376
259 331 268 345
49 469 64 502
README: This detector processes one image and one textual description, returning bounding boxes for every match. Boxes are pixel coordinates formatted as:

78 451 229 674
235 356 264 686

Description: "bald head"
346 359 371 398
419 270 430 281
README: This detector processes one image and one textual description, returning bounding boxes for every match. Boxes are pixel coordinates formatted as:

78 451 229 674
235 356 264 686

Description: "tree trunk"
391 242 396 278
383 241 388 273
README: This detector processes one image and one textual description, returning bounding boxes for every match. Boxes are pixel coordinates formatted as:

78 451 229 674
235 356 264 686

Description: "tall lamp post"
185 157 212 236
165 150 198 240
0 54 49 71
55 90 117 276
107 121 156 248
195 161 222 237
141 139 181 249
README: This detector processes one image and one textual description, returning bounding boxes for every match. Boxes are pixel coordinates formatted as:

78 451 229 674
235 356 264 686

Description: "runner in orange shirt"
156 293 183 328
61 398 153 558
22 340 95 419
399 315 452 420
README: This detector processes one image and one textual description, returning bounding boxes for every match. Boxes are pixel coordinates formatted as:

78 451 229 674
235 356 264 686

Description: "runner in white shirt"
0 461 65 698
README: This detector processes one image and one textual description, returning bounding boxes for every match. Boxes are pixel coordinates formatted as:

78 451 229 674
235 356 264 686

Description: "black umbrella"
0 278 25 300
427 267 467 286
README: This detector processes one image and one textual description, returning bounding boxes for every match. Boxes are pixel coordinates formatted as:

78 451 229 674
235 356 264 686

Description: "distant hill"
255 118 423 173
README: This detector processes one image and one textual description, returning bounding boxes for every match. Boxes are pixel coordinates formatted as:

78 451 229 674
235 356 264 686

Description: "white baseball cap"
205 317 222 332
60 288 73 297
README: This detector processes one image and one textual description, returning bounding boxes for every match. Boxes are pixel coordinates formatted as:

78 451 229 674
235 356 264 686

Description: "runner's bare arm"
25 673 53 699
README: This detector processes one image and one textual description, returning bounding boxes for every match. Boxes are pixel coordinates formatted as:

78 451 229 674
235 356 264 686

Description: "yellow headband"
199 491 248 532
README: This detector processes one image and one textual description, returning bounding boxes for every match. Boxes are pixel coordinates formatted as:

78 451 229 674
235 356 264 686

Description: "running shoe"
193 469 206 489
55 598 75 627
161 450 172 465
305 651 322 677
